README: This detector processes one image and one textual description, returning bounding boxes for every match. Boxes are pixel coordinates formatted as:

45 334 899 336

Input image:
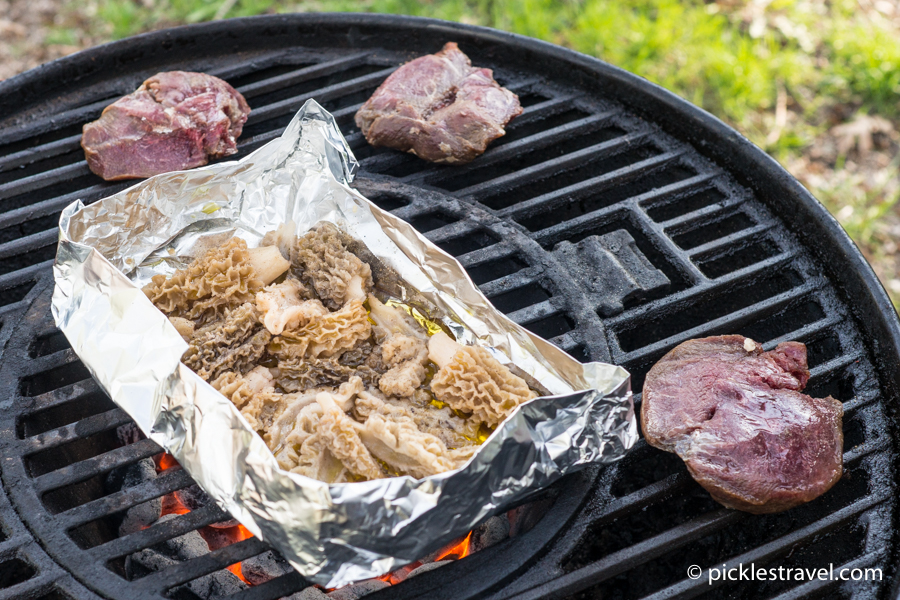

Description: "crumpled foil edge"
51 99 638 588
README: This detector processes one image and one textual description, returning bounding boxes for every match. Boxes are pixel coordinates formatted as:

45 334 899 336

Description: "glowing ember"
155 452 180 471
375 531 473 585
434 530 473 561
148 453 482 591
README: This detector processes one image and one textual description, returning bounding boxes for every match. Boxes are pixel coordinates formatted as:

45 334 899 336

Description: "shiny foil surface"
51 100 638 588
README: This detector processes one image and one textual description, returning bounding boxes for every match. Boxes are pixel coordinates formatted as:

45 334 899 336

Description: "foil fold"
51 100 638 588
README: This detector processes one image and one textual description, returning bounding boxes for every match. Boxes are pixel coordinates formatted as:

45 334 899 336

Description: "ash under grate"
0 14 896 600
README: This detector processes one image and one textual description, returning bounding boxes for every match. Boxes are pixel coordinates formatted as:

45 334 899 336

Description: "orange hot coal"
151 453 477 590
377 531 474 585
153 453 253 585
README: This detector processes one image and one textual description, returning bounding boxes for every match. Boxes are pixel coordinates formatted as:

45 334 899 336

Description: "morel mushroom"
272 299 371 360
367 295 430 398
255 278 328 335
144 238 263 325
429 332 537 427
182 302 270 381
356 389 475 478
292 223 374 309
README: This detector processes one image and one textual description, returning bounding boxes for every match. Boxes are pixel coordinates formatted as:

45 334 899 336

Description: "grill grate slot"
435 228 498 257
516 163 697 233
614 269 803 353
695 236 780 278
17 391 114 439
486 283 552 315
429 122 623 193
28 330 71 359
475 138 660 210
520 312 575 339
405 210 458 233
19 363 92 399
736 299 826 346
489 107 592 149
645 187 728 223
0 281 35 308
670 211 756 250
25 422 121 480
0 557 37 589
465 253 529 286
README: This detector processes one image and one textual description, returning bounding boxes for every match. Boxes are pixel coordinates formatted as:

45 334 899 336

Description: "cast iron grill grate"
0 14 897 600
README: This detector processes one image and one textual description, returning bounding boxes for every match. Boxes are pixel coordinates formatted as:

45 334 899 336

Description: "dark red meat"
81 71 250 181
354 42 523 164
641 335 843 514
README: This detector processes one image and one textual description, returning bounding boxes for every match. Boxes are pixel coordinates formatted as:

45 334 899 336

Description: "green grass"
72 0 900 142
58 0 900 302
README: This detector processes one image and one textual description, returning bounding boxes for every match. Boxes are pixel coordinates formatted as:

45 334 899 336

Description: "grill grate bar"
808 351 865 381
410 110 619 185
33 438 162 494
137 537 269 593
530 172 720 249
653 191 744 229
58 467 194 529
685 222 775 260
21 408 131 455
0 229 57 263
2 133 83 173
0 162 91 201
631 206 707 286
842 390 880 414
417 218 474 245
496 149 681 221
762 316 843 350
455 242 518 269
23 378 100 413
0 570 61 600
638 492 891 600
478 270 539 299
549 332 583 354
594 472 692 525
506 510 745 600
506 300 558 326
461 132 656 201
235 52 372 98
244 67 395 126
617 282 824 364
0 97 114 147
605 251 797 329
90 502 229 562
19 347 78 378
228 571 311 600
764 551 887 600
0 260 51 292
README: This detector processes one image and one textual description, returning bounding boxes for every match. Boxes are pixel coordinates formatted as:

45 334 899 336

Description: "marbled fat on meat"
355 42 522 164
81 71 250 180
641 335 843 514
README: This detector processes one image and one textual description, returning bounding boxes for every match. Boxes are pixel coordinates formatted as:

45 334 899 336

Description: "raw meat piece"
641 335 843 514
82 71 250 180
355 42 522 164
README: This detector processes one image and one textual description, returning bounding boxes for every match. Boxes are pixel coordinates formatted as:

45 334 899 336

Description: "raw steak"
641 335 843 514
81 71 250 180
354 42 522 164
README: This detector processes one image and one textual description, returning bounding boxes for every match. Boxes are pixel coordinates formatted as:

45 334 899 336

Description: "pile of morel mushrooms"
144 223 537 482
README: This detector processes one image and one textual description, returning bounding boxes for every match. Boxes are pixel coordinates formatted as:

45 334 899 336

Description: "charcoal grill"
0 13 898 600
